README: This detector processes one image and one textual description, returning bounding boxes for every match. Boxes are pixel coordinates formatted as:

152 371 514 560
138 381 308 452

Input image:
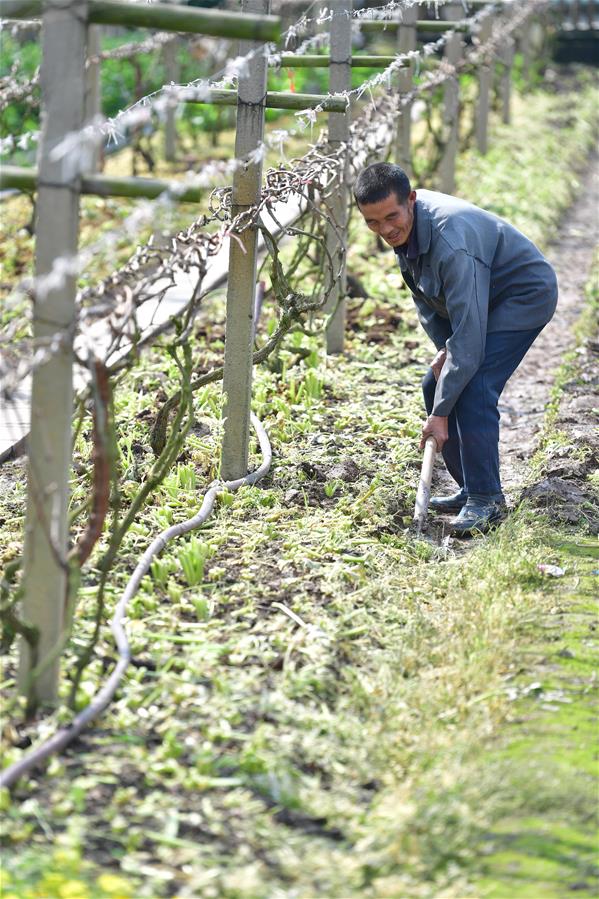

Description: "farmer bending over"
354 163 558 536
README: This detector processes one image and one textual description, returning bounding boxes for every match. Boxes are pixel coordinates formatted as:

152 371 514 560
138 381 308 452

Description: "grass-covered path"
468 153 599 899
1 68 598 899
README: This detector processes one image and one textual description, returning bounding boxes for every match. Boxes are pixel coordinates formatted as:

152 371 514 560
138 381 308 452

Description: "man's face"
357 189 417 249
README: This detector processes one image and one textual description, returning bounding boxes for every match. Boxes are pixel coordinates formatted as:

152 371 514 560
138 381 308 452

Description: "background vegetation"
1 57 598 897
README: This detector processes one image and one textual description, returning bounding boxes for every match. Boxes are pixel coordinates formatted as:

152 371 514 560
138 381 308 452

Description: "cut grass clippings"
1 67 598 899
471 276 598 898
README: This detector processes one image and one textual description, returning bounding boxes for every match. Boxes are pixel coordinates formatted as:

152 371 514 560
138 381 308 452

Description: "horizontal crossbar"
359 18 471 33
185 89 348 112
0 0 281 41
273 54 408 68
0 166 205 202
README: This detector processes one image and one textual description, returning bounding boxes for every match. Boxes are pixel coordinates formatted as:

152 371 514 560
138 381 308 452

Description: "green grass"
475 541 599 899
470 267 599 899
1 68 598 899
456 69 599 249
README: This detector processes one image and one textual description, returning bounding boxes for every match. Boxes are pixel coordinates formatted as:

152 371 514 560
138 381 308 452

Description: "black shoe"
449 494 507 537
429 489 468 514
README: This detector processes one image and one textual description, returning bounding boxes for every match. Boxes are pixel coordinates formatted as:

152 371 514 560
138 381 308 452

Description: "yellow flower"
57 880 90 899
96 873 133 897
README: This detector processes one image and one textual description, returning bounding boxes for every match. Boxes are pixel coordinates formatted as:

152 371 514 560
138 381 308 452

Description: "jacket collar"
415 197 432 256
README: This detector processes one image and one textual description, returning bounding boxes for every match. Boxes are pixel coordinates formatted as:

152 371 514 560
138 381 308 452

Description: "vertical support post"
85 24 101 172
538 5 550 62
164 38 179 163
553 0 562 30
279 0 301 41
394 5 417 177
438 30 462 194
324 0 352 355
19 0 87 704
519 19 532 90
308 0 327 40
475 16 493 155
500 38 515 125
221 0 269 480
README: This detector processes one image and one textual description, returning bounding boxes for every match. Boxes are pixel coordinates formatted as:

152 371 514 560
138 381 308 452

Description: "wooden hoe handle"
413 436 438 531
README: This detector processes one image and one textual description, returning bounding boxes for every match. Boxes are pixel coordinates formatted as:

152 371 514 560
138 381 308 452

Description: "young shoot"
178 536 211 587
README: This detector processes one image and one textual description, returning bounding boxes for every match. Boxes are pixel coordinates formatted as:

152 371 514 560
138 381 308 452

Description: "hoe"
413 436 438 534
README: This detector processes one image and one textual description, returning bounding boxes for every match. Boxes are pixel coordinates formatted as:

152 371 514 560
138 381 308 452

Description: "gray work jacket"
395 190 558 416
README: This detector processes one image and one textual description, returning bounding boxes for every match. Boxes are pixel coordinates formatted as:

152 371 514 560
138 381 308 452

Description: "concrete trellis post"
163 38 179 163
311 1 328 39
19 0 88 704
585 0 595 30
221 0 269 480
394 5 417 177
536 5 550 63
438 30 462 194
84 24 102 172
475 16 493 155
279 0 302 40
324 0 352 355
500 38 515 125
519 19 532 89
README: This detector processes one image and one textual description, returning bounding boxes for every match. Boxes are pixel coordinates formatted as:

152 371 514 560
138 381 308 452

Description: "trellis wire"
0 0 554 753
1 0 543 395
1 2 544 390
0 0 462 155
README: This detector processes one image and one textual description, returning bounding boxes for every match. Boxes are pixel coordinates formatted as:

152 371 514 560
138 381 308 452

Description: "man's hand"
431 348 447 381
420 414 448 451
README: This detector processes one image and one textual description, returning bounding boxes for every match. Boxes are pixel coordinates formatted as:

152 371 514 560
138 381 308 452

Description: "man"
353 163 558 536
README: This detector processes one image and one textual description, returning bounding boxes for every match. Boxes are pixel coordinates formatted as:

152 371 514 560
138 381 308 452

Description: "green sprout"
178 537 211 587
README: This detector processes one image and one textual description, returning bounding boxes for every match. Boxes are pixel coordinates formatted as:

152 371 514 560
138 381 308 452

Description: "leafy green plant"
178 536 211 586
150 556 175 588
324 480 341 498
192 595 211 621
176 463 197 491
303 369 324 402
2 61 599 899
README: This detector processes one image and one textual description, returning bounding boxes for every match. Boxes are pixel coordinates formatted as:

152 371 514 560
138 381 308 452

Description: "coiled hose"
1 414 272 790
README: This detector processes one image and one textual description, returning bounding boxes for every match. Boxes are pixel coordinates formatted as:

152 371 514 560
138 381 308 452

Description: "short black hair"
353 162 411 206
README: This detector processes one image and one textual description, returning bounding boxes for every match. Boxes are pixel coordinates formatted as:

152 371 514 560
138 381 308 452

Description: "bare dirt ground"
499 154 599 501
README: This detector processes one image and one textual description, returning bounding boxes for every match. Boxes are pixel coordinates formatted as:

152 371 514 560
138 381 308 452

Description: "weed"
150 556 175 589
178 536 211 586
324 480 342 498
1 69 598 899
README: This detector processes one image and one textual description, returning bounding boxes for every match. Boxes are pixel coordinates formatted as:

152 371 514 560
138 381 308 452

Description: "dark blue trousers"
422 327 543 497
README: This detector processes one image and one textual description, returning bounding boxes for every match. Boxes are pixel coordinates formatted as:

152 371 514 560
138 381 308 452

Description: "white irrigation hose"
1 414 271 790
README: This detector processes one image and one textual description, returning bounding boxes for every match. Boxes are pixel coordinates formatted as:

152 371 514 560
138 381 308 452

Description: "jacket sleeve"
432 249 490 416
412 294 453 351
